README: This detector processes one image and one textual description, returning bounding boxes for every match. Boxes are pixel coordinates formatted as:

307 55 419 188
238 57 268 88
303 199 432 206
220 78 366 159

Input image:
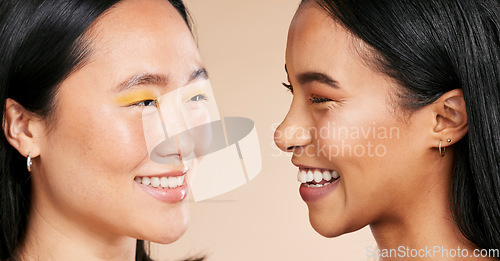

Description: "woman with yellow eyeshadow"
0 0 207 260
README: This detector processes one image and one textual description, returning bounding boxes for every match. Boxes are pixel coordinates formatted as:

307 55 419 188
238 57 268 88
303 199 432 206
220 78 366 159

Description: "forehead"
84 0 200 81
285 4 358 75
92 0 190 43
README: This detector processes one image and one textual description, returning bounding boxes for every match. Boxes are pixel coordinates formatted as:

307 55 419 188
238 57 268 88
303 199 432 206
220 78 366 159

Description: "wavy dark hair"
0 0 198 260
301 0 500 254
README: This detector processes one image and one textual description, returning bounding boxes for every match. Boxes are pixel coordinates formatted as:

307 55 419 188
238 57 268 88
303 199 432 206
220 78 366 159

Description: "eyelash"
309 96 334 103
130 99 157 107
129 94 208 108
188 94 208 102
282 82 335 104
282 82 293 93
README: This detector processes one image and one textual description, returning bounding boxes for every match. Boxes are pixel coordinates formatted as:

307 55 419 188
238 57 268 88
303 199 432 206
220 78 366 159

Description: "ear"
3 99 42 158
432 89 468 146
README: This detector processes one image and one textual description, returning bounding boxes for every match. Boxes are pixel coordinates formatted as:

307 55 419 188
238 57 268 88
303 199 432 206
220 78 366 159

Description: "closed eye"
309 96 333 103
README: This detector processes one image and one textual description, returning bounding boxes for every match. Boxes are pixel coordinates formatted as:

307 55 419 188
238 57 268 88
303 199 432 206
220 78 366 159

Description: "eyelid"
182 85 208 102
115 90 158 106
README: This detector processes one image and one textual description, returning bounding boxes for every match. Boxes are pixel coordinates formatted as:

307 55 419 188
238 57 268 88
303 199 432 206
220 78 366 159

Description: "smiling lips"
298 168 341 202
298 168 340 188
134 172 188 203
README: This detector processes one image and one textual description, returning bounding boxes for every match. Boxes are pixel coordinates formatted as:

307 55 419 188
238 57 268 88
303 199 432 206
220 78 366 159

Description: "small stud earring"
447 138 452 143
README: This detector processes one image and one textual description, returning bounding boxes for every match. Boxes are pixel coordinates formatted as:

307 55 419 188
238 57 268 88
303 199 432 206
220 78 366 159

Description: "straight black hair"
0 0 193 260
301 0 500 254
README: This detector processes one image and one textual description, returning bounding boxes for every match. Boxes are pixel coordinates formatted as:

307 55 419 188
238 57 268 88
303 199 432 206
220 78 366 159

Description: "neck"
369 164 491 261
18 204 137 261
370 206 477 261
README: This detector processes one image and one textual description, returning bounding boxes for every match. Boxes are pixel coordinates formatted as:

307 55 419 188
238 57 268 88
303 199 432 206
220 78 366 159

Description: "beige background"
152 0 376 260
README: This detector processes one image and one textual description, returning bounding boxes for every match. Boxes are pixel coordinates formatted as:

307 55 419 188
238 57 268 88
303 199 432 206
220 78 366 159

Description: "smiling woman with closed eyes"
274 0 500 260
0 0 208 260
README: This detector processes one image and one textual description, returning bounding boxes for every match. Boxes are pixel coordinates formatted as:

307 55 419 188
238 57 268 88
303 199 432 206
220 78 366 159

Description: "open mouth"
134 174 186 189
298 168 340 188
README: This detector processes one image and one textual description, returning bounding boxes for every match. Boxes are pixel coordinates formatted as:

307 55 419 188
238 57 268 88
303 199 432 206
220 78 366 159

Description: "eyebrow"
297 72 340 89
115 68 208 92
284 64 340 89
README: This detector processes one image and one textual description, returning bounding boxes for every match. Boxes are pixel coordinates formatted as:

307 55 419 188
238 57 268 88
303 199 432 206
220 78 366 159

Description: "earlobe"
432 89 469 145
3 99 40 157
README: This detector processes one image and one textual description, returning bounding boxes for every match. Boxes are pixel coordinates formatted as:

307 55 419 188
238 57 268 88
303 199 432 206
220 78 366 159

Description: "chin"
307 206 358 238
310 219 343 238
138 203 190 244
149 225 188 244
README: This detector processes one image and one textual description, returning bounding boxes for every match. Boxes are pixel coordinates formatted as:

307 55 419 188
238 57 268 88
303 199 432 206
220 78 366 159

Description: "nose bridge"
159 95 188 135
155 94 195 159
274 97 313 152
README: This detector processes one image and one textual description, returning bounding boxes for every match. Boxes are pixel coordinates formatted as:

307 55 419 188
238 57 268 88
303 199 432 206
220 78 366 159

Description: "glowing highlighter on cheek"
142 80 262 202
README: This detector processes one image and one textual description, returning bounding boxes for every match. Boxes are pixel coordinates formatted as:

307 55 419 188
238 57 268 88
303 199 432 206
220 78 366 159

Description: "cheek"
41 101 149 202
37 102 158 232
313 102 399 162
312 101 407 199
68 107 148 173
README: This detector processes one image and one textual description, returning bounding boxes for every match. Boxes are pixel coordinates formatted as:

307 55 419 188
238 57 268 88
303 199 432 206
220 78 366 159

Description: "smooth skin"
274 4 489 260
3 0 206 260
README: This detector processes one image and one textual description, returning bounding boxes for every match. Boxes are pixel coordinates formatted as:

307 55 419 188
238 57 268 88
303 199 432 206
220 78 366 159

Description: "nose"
150 99 196 164
150 131 195 164
274 99 313 152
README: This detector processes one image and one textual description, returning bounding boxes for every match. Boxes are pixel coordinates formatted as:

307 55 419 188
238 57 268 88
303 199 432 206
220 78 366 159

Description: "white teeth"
142 177 151 186
135 174 186 189
299 170 307 183
168 177 177 188
297 169 340 185
160 177 169 188
151 177 160 188
313 170 323 183
305 182 331 188
323 170 332 181
176 176 184 186
306 170 314 182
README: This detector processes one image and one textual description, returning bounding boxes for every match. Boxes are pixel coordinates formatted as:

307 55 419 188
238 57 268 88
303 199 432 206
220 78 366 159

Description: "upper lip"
292 162 337 172
135 168 188 178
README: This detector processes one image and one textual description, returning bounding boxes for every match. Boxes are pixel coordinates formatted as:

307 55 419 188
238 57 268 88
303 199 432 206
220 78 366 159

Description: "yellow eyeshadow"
115 90 157 105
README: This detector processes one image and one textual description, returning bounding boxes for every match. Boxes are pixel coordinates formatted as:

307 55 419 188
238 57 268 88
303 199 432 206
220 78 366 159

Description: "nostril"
150 139 183 165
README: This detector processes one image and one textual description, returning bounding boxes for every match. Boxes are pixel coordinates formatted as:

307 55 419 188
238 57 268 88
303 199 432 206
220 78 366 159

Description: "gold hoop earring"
439 140 446 157
27 153 32 172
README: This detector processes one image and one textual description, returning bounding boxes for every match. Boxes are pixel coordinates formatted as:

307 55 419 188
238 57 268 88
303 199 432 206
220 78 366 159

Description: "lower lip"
136 179 188 203
299 178 340 202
